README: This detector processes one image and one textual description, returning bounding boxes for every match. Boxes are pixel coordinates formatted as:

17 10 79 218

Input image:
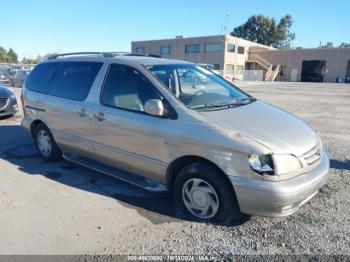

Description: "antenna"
220 12 230 35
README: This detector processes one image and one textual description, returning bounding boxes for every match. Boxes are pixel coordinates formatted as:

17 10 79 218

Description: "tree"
22 55 42 64
7 48 18 63
339 42 350 48
231 15 295 48
0 47 19 63
0 47 8 62
321 42 334 48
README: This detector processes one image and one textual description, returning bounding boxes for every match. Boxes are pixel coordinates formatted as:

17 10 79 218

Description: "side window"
26 63 58 94
49 62 102 101
101 65 162 113
237 46 245 54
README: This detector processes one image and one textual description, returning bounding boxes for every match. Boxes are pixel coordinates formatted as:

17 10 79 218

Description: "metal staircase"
248 54 280 81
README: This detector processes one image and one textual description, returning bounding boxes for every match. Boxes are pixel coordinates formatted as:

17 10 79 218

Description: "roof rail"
124 53 163 58
47 52 162 59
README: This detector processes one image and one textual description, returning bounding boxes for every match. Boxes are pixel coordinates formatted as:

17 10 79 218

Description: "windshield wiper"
188 103 227 110
211 97 256 107
188 97 256 110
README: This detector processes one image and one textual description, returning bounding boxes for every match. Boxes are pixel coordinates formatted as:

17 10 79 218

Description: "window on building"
204 43 221 53
135 47 145 54
160 46 171 54
236 65 244 71
227 44 236 53
226 64 235 73
185 44 200 54
237 46 245 54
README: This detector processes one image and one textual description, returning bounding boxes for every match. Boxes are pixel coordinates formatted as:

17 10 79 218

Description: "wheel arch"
30 119 47 136
166 155 234 194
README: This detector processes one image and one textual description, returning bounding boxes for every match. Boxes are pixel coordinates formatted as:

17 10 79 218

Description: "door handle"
77 108 89 117
94 112 106 121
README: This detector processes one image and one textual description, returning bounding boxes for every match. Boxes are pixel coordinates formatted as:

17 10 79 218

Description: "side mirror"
144 99 165 117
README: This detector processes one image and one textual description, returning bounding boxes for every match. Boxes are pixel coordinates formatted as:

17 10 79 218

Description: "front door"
89 64 171 183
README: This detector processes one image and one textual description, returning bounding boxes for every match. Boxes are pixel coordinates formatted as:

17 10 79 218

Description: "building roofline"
251 46 350 53
132 34 275 50
132 34 226 43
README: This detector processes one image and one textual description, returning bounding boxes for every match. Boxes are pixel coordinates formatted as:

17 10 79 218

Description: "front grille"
0 97 8 109
303 144 321 167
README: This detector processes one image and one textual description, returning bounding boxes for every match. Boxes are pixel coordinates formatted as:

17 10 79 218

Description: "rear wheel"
173 162 241 225
33 123 61 161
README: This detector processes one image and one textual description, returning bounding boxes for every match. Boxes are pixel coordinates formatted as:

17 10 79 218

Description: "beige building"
250 47 350 82
131 35 350 83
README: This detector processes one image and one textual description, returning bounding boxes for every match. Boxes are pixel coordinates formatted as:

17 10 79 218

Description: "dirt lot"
0 82 349 256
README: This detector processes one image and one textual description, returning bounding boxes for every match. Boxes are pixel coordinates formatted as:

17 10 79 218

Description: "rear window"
26 61 102 101
49 62 102 101
26 63 58 94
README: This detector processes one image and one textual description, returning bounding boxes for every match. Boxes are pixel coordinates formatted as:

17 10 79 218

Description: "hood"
0 86 12 97
200 101 317 156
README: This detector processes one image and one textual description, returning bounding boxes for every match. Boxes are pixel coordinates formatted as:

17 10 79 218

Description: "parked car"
0 85 18 118
0 69 10 85
10 70 30 87
198 63 216 71
21 53 329 225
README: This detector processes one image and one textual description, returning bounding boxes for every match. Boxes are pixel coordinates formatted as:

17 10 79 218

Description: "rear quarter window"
26 63 58 94
49 62 102 101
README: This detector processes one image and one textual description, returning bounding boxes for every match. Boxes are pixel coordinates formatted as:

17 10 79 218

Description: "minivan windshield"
147 64 255 110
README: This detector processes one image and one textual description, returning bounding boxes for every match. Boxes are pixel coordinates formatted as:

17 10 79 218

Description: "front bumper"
229 152 329 217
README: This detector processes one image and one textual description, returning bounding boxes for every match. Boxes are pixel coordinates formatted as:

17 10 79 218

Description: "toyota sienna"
21 52 329 225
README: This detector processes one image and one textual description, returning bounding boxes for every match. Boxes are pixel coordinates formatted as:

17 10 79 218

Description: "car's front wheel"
173 162 242 225
33 123 61 161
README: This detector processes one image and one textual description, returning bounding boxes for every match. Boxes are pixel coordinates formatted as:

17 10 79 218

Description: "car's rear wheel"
33 123 61 161
173 162 242 225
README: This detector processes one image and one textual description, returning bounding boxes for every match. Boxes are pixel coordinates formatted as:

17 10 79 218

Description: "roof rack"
47 52 162 59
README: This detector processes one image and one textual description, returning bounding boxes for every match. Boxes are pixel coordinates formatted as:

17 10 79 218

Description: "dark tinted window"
238 46 245 54
49 62 102 101
135 47 145 54
160 46 171 54
101 65 161 112
26 63 58 94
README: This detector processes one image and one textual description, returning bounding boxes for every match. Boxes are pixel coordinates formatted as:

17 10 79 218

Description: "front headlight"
9 94 17 101
248 154 274 175
273 154 302 175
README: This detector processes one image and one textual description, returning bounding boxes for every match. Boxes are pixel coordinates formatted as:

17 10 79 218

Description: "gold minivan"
22 53 329 225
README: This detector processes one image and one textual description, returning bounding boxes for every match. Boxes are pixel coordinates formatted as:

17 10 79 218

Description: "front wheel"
33 123 61 161
173 162 242 225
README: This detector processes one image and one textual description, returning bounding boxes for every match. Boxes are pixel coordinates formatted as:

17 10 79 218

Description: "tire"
173 162 242 225
33 123 62 161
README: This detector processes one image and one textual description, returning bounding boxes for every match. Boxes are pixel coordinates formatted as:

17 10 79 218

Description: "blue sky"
1 0 349 59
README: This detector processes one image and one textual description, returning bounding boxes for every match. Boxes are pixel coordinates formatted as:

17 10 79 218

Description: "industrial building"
132 35 350 83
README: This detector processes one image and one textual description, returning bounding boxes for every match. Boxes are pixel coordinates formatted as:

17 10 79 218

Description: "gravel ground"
0 82 349 257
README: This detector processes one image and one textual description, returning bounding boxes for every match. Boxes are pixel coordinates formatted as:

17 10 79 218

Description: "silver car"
21 52 329 224
0 85 18 118
10 70 30 87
